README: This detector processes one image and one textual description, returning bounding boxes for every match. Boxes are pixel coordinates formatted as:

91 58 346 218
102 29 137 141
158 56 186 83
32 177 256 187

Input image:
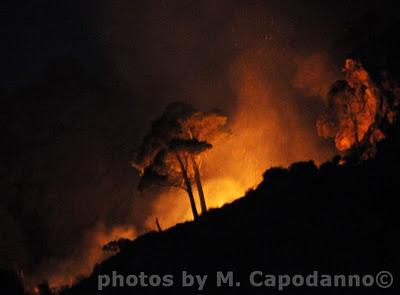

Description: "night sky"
1 0 398 287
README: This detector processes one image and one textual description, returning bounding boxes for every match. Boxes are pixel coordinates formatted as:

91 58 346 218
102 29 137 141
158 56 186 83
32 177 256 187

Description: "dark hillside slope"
63 125 400 295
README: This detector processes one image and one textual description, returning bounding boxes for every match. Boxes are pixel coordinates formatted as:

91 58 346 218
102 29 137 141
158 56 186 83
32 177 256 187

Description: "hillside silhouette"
56 117 400 295
3 11 400 295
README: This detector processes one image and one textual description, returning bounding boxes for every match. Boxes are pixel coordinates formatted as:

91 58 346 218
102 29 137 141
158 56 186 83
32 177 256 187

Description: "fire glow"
144 47 335 230
27 45 339 293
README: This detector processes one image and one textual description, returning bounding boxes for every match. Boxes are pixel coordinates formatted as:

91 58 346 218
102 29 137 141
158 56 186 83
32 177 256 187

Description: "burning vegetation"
5 3 400 294
317 58 399 159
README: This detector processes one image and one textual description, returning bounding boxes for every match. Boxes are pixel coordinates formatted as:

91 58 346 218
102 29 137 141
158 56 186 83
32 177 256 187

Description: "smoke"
122 2 341 234
3 0 385 290
293 53 337 100
141 44 338 229
0 69 143 290
28 224 136 290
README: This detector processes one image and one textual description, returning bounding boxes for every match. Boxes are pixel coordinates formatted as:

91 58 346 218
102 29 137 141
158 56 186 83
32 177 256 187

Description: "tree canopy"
132 102 228 220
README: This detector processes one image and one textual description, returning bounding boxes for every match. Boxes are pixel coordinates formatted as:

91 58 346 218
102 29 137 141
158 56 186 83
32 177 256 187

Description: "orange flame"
317 59 384 152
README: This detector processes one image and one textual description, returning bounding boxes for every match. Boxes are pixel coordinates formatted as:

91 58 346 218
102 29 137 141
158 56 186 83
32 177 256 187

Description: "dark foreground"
58 123 400 295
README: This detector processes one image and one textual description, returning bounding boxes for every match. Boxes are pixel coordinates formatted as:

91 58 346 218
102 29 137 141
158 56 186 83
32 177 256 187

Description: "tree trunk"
156 218 162 232
176 153 199 220
191 155 207 214
353 118 360 148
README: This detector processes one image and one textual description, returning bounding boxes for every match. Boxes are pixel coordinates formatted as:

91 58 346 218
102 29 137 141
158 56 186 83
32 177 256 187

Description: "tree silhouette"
132 102 228 219
137 139 211 219
317 59 383 154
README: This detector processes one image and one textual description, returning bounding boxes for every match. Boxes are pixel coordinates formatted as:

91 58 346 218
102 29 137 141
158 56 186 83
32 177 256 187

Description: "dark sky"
1 0 395 87
1 0 398 287
1 0 104 86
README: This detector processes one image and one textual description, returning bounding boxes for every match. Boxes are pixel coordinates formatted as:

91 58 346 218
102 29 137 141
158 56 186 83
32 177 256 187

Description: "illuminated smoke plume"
4 0 374 290
140 45 336 231
293 53 337 100
27 224 136 291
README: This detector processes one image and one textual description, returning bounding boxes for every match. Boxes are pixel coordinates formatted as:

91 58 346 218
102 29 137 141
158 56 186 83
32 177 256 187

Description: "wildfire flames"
27 45 331 293
144 47 334 230
7 2 400 294
317 58 399 158
29 54 400 293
